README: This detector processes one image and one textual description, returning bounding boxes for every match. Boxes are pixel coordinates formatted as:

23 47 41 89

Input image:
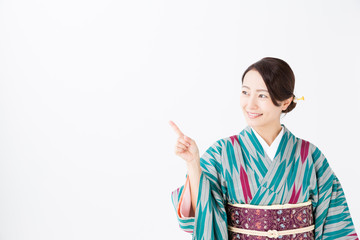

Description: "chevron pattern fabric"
171 124 358 240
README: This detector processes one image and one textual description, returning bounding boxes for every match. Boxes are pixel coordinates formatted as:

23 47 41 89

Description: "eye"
259 94 267 98
242 90 248 95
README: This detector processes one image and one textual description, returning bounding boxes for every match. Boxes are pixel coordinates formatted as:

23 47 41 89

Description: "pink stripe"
230 135 240 146
348 233 358 240
300 140 310 164
240 165 252 203
289 183 302 204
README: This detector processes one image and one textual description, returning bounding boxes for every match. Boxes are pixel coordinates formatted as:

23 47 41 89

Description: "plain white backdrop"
0 0 359 239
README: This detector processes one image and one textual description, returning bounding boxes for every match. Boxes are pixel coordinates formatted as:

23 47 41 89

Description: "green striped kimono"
171 124 358 239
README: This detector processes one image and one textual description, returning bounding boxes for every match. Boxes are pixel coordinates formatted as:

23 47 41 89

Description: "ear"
281 96 294 111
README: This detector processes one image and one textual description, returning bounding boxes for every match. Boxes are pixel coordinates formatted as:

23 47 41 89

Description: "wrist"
186 159 201 171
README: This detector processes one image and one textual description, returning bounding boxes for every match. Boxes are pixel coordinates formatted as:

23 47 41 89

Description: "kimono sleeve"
310 147 358 240
171 140 228 239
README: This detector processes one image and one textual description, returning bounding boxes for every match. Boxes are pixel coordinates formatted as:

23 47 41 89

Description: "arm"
171 140 228 239
310 147 358 240
186 159 202 215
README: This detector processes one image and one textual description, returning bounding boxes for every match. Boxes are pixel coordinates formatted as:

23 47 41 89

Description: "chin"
245 119 265 128
248 122 261 128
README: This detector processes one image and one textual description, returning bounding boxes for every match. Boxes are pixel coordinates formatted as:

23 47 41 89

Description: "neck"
251 123 282 147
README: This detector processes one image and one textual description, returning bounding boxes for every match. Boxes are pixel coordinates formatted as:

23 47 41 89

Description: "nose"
247 95 258 109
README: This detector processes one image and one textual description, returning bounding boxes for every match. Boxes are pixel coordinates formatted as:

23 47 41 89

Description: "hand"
169 120 200 164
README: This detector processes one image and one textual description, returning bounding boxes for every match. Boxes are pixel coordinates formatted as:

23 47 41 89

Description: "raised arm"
169 120 201 214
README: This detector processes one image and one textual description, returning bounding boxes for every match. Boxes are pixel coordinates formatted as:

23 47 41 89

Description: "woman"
170 57 358 239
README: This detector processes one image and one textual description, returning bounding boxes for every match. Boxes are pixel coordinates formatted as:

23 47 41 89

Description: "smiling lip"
247 112 263 119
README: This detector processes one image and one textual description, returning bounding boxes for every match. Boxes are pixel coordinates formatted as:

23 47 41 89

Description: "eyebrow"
242 85 268 92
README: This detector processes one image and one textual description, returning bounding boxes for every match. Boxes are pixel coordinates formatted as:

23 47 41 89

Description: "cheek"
257 100 268 106
260 101 277 112
239 97 245 107
265 105 282 115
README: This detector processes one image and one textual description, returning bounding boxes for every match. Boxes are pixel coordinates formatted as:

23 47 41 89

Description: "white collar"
250 126 284 161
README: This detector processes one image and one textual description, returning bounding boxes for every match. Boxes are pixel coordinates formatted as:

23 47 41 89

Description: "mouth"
247 112 263 119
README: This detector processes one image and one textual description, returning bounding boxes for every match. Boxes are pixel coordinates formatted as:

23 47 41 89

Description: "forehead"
242 70 267 89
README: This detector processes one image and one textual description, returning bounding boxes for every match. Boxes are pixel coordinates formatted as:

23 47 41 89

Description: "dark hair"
241 57 296 114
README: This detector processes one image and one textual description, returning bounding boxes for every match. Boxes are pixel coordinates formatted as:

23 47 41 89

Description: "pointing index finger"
169 120 184 137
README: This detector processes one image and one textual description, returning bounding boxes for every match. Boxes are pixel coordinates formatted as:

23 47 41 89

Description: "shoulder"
207 137 227 155
203 135 234 158
299 138 327 163
200 138 225 160
213 134 238 150
290 134 322 159
296 136 334 175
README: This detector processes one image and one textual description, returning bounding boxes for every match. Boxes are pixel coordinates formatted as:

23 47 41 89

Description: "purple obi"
226 200 315 240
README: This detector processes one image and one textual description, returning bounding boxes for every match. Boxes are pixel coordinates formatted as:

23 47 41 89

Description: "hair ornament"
293 96 304 103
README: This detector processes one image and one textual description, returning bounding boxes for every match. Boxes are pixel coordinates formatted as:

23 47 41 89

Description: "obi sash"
226 200 315 239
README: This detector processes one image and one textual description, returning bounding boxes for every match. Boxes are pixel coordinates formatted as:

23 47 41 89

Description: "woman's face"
240 69 289 129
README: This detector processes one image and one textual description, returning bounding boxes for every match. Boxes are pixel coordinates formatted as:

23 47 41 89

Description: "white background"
0 0 359 239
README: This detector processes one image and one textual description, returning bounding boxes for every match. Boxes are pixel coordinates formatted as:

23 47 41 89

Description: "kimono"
171 124 358 239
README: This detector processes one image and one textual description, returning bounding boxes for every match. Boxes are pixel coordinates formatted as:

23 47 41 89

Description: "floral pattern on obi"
226 203 315 240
